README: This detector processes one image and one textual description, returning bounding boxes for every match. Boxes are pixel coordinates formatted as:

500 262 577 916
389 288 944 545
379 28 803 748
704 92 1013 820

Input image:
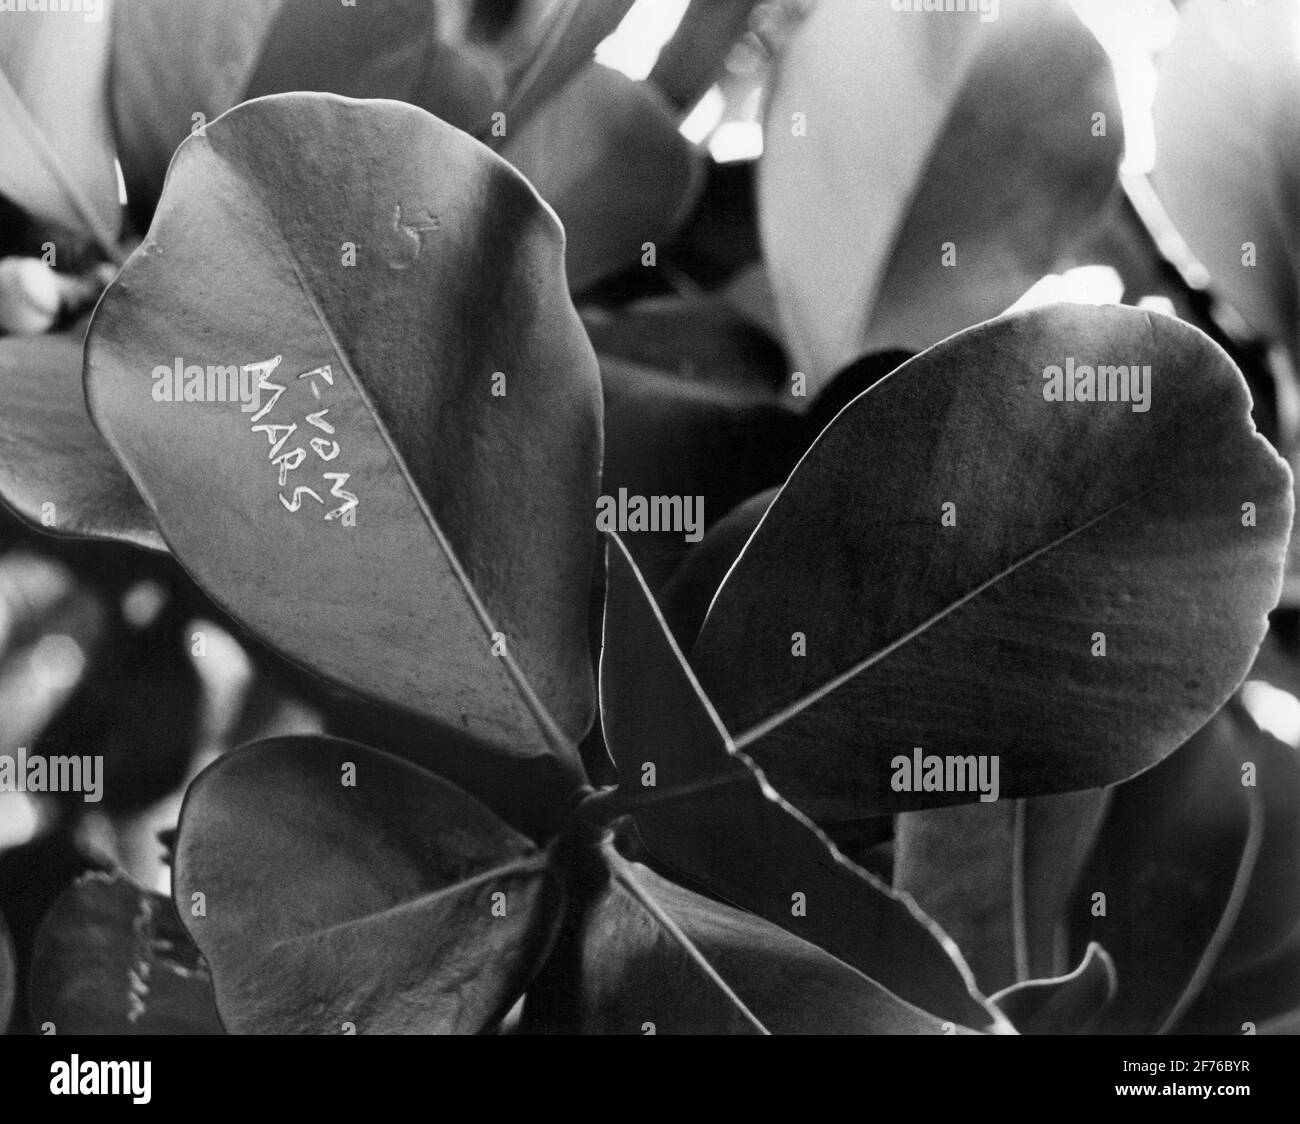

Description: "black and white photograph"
0 0 1296 1095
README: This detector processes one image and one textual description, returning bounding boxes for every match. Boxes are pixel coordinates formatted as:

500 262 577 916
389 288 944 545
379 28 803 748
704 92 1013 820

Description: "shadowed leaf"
546 849 978 1035
28 872 221 1034
599 533 1007 1030
174 737 565 1034
504 64 705 292
0 332 164 551
990 942 1116 1035
895 789 1112 993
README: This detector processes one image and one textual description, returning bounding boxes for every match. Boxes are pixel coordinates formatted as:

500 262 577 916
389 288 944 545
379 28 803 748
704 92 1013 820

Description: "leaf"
0 908 14 1033
109 0 283 226
173 737 565 1034
990 943 1116 1035
759 0 1123 392
649 0 763 111
503 64 705 292
86 94 602 769
490 0 638 136
599 533 1007 1030
1157 703 1300 1032
894 788 1112 993
28 872 221 1034
581 295 789 397
245 0 437 104
691 304 1292 819
601 357 800 587
1151 0 1300 364
0 332 164 551
1072 709 1263 1034
537 849 977 1034
662 487 777 648
0 8 121 256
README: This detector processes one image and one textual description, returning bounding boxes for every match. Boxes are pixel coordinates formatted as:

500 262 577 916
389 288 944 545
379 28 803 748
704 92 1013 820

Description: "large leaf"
503 64 705 292
86 94 602 768
692 305 1292 819
174 738 564 1034
0 5 121 255
894 789 1112 993
759 0 1122 393
28 872 222 1034
109 0 283 225
599 534 1007 1030
1151 0 1300 365
0 332 164 551
533 850 976 1034
990 943 1115 1036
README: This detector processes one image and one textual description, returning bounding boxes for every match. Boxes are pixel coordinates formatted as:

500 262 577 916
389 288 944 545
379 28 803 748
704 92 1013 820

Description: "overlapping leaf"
895 789 1112 993
549 851 975 1034
174 738 564 1034
28 872 222 1034
600 533 1007 1030
759 0 1122 393
990 943 1115 1036
0 332 163 551
503 63 705 292
692 305 1291 819
87 94 602 767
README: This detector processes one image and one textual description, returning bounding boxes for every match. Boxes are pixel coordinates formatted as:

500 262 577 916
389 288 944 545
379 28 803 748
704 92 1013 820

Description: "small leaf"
0 332 164 552
546 849 977 1034
87 94 601 768
503 64 705 292
692 305 1292 819
28 872 222 1034
759 0 1122 391
894 789 1112 993
649 0 763 111
174 737 565 1034
0 11 121 256
0 908 14 1033
990 943 1116 1036
662 487 777 648
600 533 1006 1030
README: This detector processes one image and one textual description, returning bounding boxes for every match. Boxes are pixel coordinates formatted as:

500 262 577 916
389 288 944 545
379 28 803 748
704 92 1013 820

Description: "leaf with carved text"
87 94 602 771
